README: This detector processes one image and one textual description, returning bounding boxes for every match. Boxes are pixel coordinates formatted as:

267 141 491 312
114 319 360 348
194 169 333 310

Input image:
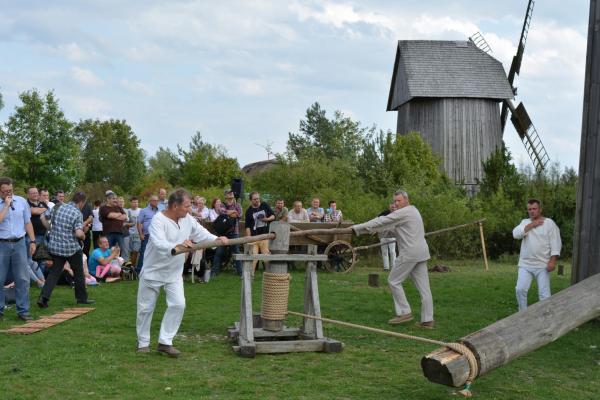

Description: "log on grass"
422 272 600 387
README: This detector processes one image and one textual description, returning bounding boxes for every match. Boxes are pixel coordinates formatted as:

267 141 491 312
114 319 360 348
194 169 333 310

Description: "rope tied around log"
287 310 479 397
261 272 292 321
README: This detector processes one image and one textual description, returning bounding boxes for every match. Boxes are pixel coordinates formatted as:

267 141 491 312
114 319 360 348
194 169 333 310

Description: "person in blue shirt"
0 177 37 321
136 195 159 274
88 236 122 283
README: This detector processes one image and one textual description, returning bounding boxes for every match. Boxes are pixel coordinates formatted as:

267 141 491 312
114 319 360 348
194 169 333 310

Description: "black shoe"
77 299 95 305
37 296 49 308
18 314 33 321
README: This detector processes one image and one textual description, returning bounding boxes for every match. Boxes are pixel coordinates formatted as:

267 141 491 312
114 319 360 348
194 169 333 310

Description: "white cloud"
523 21 587 78
55 42 99 62
63 94 111 117
120 79 153 96
290 1 390 29
411 14 479 37
238 78 265 96
71 67 104 86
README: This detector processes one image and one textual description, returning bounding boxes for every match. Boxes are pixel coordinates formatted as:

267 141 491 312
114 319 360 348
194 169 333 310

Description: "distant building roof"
242 159 279 176
387 40 514 110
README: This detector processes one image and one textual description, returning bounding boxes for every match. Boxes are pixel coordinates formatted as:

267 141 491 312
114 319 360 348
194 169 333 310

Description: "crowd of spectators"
0 174 345 317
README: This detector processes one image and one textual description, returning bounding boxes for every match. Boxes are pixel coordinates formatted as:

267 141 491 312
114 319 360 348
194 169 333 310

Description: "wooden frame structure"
227 222 343 357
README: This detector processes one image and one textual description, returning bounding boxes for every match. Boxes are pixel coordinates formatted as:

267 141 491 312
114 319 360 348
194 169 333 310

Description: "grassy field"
1 256 599 400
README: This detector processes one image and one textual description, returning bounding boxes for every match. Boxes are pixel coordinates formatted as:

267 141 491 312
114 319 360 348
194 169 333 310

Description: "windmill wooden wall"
572 0 600 283
396 98 503 188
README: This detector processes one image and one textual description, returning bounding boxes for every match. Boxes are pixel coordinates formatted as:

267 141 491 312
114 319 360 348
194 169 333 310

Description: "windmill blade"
505 100 550 172
502 0 535 132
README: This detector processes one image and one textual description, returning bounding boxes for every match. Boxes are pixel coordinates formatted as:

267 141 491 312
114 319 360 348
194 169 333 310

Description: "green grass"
1 257 599 399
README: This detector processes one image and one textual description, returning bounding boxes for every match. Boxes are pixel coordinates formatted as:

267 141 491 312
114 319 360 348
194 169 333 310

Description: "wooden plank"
255 339 325 354
252 327 301 338
422 272 600 387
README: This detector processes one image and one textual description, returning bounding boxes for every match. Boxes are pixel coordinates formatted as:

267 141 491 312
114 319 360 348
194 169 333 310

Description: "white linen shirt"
513 218 561 269
141 212 217 282
353 205 430 264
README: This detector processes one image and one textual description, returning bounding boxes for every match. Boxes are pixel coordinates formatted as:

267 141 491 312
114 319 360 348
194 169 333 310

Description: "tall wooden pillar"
572 0 600 283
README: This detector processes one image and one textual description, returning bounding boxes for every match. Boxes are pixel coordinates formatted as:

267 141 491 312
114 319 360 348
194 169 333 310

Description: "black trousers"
82 231 92 258
41 251 87 303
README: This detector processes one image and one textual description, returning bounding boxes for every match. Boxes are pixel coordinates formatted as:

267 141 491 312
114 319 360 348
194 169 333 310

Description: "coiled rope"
261 272 292 321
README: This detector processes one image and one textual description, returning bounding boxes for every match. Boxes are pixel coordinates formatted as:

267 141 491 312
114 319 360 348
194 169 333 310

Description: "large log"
422 272 600 387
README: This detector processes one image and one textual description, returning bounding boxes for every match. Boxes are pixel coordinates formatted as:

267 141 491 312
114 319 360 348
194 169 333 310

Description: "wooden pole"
171 233 274 255
421 272 600 387
353 219 487 252
478 222 489 271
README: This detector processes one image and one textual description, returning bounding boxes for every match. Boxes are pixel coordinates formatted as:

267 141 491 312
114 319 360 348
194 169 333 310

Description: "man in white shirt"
512 199 561 311
288 201 310 223
352 189 434 329
136 189 229 357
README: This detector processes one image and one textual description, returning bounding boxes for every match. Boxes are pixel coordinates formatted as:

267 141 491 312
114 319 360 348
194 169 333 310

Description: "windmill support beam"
573 0 600 282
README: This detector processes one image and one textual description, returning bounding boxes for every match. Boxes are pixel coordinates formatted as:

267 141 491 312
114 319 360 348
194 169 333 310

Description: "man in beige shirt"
352 189 434 329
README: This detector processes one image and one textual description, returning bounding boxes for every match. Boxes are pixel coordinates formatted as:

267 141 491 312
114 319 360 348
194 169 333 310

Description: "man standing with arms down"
136 189 228 357
37 192 94 307
512 199 561 311
244 191 275 275
352 189 434 329
0 177 36 321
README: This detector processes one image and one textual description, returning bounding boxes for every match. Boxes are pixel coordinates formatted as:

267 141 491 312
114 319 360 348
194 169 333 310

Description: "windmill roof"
387 40 514 110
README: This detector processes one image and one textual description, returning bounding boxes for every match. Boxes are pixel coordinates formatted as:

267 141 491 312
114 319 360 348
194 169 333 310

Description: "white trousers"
136 277 186 347
388 260 433 322
380 238 396 270
515 266 551 311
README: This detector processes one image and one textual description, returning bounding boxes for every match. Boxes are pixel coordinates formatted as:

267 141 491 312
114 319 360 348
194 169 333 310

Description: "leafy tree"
287 102 371 164
178 132 240 189
479 144 525 205
357 131 446 196
0 89 80 191
148 146 181 186
75 119 146 190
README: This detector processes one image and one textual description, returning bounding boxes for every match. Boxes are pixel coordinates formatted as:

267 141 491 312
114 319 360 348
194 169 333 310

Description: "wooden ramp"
1 308 95 335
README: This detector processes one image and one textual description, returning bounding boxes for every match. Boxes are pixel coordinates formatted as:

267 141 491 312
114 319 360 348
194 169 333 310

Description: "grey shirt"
353 205 430 264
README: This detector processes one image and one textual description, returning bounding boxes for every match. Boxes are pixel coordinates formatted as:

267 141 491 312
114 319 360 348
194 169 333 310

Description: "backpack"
212 214 235 236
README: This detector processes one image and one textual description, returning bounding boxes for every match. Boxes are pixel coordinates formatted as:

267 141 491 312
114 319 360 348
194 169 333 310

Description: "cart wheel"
324 240 356 273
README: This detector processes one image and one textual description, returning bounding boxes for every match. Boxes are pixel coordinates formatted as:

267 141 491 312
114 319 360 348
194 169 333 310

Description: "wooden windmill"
387 0 549 192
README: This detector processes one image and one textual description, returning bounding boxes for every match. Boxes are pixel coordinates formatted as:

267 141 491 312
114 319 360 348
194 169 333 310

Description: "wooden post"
368 274 380 287
238 244 256 357
421 272 600 387
262 222 290 332
573 0 600 283
302 244 324 340
478 222 489 271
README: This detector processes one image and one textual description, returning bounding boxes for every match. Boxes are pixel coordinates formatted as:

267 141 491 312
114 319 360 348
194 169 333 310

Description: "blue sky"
0 0 590 170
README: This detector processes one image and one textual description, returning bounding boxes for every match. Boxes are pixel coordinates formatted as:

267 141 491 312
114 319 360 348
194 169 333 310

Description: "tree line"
0 89 577 259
